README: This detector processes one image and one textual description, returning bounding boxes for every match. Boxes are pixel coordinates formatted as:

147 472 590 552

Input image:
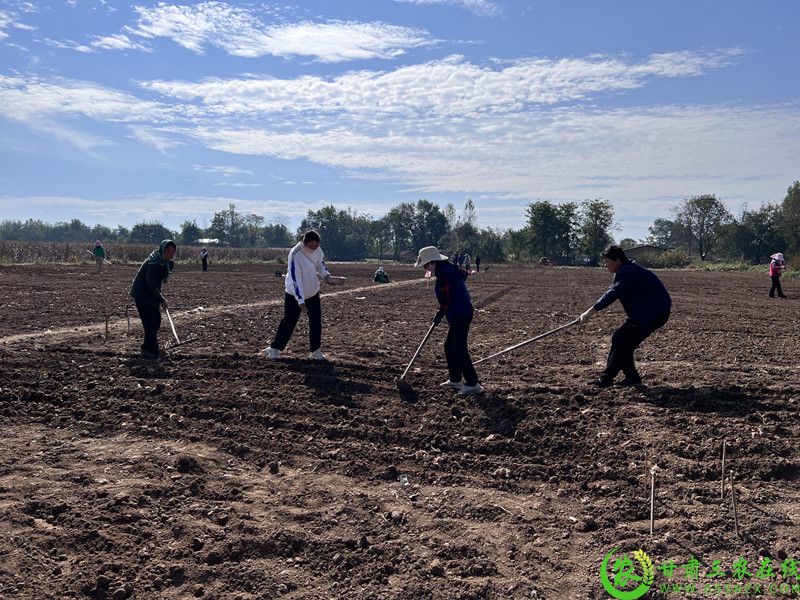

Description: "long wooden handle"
399 321 437 380
473 319 579 366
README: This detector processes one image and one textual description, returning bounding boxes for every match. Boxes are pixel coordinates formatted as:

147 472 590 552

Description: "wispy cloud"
120 2 432 62
394 0 502 17
194 164 254 177
2 50 796 229
141 50 743 116
0 8 34 40
91 33 151 52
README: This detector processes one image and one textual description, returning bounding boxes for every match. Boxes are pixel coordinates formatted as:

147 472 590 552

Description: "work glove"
579 308 594 323
432 310 444 326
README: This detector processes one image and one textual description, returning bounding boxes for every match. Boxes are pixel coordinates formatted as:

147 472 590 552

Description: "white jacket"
284 242 330 305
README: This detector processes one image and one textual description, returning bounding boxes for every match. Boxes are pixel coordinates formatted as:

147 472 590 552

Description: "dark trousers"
444 315 479 386
603 312 669 380
769 276 785 297
135 300 161 356
271 293 322 352
201 258 208 272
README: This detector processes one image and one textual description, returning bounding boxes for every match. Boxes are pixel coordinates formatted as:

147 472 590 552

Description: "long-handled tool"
473 318 579 366
164 306 181 344
396 320 438 390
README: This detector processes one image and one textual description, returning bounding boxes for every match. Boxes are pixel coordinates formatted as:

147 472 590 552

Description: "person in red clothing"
769 252 787 298
415 245 484 396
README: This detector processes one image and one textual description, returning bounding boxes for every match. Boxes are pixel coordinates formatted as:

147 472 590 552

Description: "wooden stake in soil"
126 306 131 334
649 470 656 536
721 437 727 500
730 471 740 537
104 311 109 342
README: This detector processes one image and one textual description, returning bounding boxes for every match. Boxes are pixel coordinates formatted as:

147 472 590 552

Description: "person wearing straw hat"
129 239 177 359
264 230 345 361
768 252 787 298
578 244 671 387
415 245 483 396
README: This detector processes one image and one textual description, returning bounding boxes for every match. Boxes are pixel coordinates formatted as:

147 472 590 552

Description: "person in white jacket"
264 230 345 360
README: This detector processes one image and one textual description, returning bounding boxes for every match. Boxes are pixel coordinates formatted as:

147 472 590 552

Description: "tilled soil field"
0 262 798 599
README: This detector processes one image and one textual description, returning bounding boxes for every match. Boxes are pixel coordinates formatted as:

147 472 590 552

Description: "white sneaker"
440 380 463 391
265 347 281 359
460 383 485 396
309 349 326 361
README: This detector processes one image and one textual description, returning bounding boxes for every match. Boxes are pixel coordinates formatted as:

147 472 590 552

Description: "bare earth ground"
0 262 798 599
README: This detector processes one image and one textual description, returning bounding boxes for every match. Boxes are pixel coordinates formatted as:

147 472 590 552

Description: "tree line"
1 181 798 263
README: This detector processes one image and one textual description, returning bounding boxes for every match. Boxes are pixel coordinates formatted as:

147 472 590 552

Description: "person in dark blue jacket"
579 244 671 387
415 245 484 396
130 239 177 359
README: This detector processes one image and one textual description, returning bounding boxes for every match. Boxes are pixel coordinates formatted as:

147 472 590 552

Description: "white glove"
325 275 346 286
579 308 594 323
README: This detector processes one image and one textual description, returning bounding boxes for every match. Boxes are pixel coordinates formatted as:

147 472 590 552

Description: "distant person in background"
374 265 390 284
263 230 346 361
475 256 481 272
92 240 106 273
579 244 671 387
463 253 471 272
199 248 209 272
130 239 177 359
769 252 787 298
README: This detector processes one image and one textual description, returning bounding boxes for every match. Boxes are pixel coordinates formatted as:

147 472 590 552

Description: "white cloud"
43 36 94 53
395 0 502 17
214 182 262 187
3 51 797 239
193 164 254 177
123 2 431 62
91 33 151 52
0 9 34 40
0 75 172 123
141 50 741 117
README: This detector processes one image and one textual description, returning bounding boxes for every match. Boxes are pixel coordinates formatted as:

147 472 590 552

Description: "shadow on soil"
283 360 371 408
636 385 770 416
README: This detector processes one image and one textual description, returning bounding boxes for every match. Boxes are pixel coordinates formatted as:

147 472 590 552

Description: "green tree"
179 220 203 245
674 194 733 260
578 198 615 265
262 223 294 247
411 200 450 251
732 204 785 263
525 200 578 262
129 221 175 244
646 217 691 251
619 238 638 249
781 180 800 255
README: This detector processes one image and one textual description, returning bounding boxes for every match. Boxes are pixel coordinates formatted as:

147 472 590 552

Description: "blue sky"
1 0 799 240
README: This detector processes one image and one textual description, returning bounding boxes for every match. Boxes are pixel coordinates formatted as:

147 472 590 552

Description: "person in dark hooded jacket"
130 239 177 358
579 244 671 387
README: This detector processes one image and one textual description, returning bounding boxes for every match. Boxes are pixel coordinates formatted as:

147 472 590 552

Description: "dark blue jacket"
593 260 671 329
435 261 473 322
130 240 173 307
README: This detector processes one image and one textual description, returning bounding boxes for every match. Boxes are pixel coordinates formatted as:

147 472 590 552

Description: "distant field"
0 241 289 265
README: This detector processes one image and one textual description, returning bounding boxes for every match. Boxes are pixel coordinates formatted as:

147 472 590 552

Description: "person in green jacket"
92 240 106 273
373 266 390 284
130 240 177 359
